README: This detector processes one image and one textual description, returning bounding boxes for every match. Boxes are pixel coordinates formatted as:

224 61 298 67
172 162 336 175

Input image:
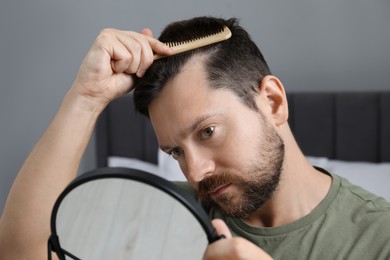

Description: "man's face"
149 59 284 218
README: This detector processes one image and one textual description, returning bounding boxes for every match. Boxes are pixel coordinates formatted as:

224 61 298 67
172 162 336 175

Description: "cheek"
215 132 255 168
176 158 195 185
218 121 261 167
177 161 187 177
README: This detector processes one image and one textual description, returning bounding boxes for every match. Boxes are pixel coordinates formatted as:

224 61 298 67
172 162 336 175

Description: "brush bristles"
154 26 232 60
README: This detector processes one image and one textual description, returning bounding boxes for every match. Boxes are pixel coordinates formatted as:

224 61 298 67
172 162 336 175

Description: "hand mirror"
48 167 221 260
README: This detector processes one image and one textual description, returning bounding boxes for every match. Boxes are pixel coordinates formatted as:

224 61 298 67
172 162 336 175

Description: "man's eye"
200 126 215 139
170 147 183 159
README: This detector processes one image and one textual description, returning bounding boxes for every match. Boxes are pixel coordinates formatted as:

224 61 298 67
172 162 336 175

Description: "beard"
198 115 285 219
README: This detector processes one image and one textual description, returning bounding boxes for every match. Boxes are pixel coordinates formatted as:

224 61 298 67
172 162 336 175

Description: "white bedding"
307 156 390 200
108 153 390 200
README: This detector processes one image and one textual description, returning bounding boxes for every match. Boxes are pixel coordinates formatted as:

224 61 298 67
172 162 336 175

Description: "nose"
182 147 215 186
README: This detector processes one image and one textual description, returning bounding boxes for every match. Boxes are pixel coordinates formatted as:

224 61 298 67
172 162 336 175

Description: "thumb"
212 219 232 239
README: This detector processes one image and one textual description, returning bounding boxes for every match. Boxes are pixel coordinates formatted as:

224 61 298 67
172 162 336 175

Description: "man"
0 16 389 259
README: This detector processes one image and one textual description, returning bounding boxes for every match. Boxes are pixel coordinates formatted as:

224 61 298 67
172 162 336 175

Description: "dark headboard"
96 92 390 167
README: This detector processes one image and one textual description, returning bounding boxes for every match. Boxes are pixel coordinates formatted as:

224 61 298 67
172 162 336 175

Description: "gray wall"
1 0 389 212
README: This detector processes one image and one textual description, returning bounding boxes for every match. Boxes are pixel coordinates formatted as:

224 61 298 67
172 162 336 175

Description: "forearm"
0 86 106 258
0 27 172 260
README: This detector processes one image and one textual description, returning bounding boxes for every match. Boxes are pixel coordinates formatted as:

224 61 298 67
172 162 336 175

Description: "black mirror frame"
48 167 220 260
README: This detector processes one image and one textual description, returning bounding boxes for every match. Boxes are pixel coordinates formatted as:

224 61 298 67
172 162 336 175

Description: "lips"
209 183 231 197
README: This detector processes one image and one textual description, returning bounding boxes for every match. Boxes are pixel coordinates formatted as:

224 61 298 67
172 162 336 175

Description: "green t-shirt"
176 170 390 259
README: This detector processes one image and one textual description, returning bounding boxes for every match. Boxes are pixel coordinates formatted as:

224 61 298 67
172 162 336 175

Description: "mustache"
198 172 241 194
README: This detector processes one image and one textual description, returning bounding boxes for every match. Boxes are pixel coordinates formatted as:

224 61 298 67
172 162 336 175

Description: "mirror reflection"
54 177 208 259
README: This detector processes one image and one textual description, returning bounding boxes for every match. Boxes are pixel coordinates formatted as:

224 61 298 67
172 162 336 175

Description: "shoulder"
335 173 390 210
331 174 390 256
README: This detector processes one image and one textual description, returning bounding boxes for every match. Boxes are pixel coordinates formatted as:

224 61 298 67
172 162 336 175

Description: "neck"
244 125 332 227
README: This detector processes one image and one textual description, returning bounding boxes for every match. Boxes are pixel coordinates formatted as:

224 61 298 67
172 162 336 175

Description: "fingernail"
137 69 146 77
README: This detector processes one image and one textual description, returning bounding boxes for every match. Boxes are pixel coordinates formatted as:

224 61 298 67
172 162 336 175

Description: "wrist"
64 84 110 116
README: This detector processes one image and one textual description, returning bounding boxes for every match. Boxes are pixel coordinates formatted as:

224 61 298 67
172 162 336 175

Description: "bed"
95 91 390 199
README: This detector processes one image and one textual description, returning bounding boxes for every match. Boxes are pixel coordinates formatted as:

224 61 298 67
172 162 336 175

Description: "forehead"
148 59 244 141
149 59 216 125
156 58 210 109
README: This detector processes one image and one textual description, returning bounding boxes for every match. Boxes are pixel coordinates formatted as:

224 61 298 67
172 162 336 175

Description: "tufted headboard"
96 91 390 167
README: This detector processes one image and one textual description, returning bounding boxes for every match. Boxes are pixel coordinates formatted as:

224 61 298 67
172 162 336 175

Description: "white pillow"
307 156 390 201
157 151 186 181
107 153 185 181
157 154 390 199
108 154 390 200
108 156 158 175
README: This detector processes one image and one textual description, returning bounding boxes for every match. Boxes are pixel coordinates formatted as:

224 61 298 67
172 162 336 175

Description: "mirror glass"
50 168 216 260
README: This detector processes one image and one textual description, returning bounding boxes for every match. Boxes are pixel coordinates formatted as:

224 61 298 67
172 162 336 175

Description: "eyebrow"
159 113 217 152
188 113 217 133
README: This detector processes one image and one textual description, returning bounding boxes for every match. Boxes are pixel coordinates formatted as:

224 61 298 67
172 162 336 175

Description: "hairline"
146 50 261 115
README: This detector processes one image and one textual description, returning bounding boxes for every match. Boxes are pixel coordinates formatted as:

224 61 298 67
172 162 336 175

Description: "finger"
97 29 138 74
140 28 153 38
128 32 155 77
147 36 172 56
123 29 169 55
136 46 153 77
116 31 160 76
115 32 143 74
92 29 131 74
125 31 170 77
109 38 133 74
113 30 172 77
212 219 232 239
138 29 155 76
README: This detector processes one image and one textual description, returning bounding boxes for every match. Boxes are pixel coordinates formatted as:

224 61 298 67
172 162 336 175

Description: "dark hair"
133 16 272 117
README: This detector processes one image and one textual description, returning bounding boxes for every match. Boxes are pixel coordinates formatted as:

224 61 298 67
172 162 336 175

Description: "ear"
256 75 289 126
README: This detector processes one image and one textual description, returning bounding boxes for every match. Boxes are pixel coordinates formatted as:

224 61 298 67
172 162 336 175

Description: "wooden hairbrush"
153 26 232 60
